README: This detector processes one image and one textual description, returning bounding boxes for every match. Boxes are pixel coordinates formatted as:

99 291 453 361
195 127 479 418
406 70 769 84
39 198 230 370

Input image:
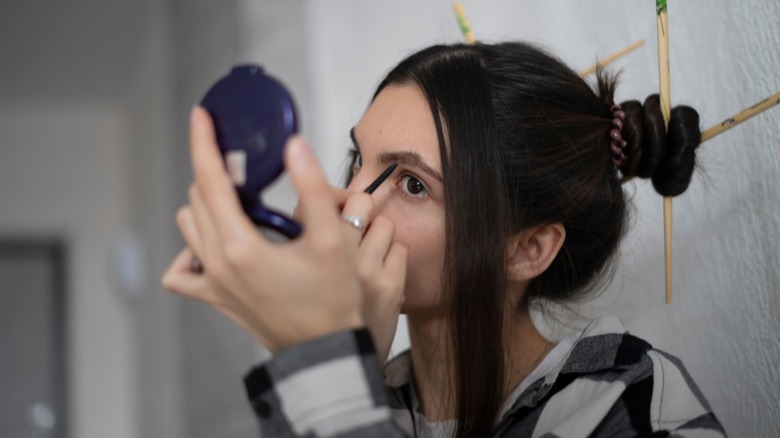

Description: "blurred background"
0 0 778 437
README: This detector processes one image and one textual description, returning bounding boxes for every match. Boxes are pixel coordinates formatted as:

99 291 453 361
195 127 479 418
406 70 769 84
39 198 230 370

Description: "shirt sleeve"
645 350 727 437
243 329 409 437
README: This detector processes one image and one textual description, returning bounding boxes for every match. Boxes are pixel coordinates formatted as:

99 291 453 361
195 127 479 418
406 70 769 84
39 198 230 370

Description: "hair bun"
618 94 701 196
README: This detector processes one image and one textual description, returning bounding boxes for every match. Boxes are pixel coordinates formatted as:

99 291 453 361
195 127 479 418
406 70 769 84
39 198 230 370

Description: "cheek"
381 198 446 311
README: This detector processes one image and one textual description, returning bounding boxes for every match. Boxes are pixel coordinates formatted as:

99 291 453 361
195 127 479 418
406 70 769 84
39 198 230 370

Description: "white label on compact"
226 150 247 186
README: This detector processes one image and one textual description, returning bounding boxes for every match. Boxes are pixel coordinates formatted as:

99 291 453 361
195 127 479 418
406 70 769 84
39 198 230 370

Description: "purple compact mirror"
200 65 302 239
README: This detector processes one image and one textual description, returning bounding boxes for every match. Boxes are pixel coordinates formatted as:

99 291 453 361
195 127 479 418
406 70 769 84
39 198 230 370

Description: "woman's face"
348 84 447 316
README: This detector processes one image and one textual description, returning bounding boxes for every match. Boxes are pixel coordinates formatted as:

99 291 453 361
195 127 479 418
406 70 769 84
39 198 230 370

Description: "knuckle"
208 259 231 282
362 194 377 214
375 276 394 293
356 260 374 281
379 272 404 293
161 273 174 290
355 192 374 205
346 192 374 213
223 241 251 266
175 207 189 226
204 256 224 276
363 270 388 292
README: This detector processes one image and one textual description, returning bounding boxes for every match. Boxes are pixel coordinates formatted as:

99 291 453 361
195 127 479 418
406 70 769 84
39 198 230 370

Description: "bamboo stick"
701 92 780 142
453 3 476 44
578 40 646 78
656 0 673 304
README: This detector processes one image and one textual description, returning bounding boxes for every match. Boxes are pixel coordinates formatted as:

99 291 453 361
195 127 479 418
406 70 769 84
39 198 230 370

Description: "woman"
163 42 725 437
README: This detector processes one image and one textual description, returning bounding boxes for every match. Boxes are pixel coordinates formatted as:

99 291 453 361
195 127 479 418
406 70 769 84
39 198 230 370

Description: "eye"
400 175 428 199
348 148 362 174
346 149 362 185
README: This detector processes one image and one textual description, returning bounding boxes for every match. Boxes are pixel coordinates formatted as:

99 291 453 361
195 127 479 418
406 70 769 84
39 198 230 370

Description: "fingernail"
289 136 313 171
190 106 199 125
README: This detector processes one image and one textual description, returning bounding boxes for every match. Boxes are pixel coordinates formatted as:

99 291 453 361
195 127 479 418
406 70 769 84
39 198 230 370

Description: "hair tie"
609 103 628 169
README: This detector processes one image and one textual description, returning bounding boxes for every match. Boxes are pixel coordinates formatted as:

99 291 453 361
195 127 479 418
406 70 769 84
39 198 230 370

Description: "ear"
506 223 566 282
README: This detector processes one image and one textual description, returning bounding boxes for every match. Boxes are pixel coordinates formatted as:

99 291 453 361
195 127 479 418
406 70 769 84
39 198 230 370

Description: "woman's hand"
310 189 407 365
353 214 407 365
162 107 368 353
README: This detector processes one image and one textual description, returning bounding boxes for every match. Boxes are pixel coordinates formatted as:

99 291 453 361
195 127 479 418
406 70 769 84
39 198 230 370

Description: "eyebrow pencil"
363 163 398 194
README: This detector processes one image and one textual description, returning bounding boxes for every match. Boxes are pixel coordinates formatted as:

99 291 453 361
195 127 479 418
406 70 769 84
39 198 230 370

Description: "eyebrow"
350 127 443 183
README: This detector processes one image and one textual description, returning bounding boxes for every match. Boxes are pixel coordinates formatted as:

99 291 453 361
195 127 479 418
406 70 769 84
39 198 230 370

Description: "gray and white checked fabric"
244 316 725 437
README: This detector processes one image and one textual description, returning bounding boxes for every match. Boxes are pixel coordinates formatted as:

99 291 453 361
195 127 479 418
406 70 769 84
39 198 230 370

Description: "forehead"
355 84 441 169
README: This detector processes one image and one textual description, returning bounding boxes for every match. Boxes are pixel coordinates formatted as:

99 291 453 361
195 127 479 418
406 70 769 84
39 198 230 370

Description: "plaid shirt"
243 316 725 437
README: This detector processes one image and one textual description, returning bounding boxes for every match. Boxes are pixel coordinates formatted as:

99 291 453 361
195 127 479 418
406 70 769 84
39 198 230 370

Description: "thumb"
285 136 341 236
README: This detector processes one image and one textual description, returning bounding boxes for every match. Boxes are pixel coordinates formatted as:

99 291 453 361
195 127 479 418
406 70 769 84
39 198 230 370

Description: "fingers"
188 184 221 261
189 107 257 245
176 205 203 257
356 216 395 267
284 135 342 240
292 186 348 222
370 241 407 310
162 248 271 347
384 242 408 284
355 216 407 307
176 204 205 273
162 247 221 304
340 192 376 246
331 186 350 209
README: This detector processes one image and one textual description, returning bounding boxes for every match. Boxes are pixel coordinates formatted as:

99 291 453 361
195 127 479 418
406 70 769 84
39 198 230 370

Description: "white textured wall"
239 0 779 435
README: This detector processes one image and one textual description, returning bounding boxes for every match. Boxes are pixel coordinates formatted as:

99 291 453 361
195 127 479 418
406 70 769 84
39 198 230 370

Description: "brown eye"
400 175 428 198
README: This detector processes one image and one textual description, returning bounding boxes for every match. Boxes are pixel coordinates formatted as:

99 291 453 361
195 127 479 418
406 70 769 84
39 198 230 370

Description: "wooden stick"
578 40 646 78
453 3 476 44
701 92 780 142
663 197 673 302
656 0 673 304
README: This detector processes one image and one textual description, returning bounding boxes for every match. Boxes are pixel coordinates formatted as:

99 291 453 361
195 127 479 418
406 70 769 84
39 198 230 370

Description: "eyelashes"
344 148 361 186
346 148 430 200
348 148 362 171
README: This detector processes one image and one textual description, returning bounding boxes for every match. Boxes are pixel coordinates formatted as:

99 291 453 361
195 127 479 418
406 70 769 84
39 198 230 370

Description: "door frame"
0 238 69 437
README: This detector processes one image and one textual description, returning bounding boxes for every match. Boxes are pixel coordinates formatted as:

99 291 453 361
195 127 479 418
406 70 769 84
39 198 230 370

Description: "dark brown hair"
353 42 701 437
